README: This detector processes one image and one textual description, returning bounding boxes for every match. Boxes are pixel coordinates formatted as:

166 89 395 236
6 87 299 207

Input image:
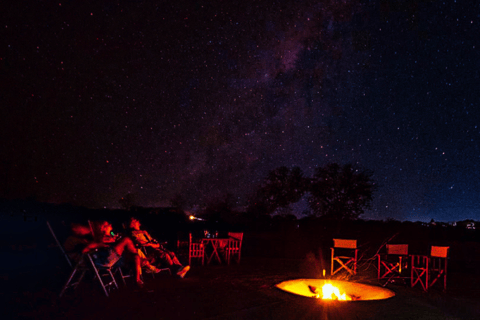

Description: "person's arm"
82 240 108 253
130 230 152 247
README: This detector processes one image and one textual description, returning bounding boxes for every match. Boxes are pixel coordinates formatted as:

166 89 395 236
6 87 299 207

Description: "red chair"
189 233 205 266
411 246 449 292
331 239 358 276
377 244 410 286
226 232 244 264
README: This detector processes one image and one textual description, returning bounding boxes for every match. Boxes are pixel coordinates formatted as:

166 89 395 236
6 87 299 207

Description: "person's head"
71 223 91 236
129 217 141 230
99 221 113 236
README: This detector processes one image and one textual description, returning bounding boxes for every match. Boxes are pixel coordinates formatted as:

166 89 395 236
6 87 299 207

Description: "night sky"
1 0 479 222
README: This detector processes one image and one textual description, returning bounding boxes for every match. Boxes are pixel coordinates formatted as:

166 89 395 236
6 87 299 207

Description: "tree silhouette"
249 166 306 215
308 163 375 220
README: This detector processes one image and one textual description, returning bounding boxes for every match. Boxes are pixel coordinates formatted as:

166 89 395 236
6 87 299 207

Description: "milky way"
2 0 479 222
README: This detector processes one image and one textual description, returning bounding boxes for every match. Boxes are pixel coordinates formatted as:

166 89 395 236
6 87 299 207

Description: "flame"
318 283 352 301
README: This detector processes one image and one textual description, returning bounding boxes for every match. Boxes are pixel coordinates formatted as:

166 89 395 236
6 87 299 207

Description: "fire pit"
276 279 395 301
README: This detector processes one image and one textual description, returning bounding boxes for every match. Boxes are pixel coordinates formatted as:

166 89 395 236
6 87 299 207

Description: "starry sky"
1 0 479 222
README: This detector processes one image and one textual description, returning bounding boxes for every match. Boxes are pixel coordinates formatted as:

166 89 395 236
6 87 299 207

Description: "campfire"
276 279 395 301
309 283 353 300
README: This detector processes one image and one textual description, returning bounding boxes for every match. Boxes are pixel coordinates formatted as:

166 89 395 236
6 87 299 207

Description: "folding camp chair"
377 244 410 286
59 251 123 298
189 233 205 265
121 222 171 278
226 232 244 264
46 221 73 268
140 246 171 278
88 220 131 284
331 239 358 276
411 246 449 292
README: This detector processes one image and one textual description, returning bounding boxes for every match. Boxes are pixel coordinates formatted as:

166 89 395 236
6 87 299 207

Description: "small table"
202 238 230 264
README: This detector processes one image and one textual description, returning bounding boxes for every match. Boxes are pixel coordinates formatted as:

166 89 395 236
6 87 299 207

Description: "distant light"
189 215 205 221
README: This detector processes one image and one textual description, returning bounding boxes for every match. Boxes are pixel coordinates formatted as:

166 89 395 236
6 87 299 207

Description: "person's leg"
166 252 182 266
134 253 142 283
112 238 143 284
112 237 138 256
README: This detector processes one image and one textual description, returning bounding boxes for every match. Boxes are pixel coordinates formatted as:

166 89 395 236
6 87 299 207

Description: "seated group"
64 217 190 288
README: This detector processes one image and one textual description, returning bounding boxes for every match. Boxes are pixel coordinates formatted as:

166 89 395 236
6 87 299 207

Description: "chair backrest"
386 244 408 255
88 220 100 241
189 233 202 248
228 232 243 242
431 246 449 258
333 239 357 249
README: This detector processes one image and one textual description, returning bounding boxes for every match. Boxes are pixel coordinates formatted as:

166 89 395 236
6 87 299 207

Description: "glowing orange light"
319 283 351 301
189 215 195 220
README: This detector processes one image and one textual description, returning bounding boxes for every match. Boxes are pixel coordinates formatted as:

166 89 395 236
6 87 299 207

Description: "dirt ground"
3 256 480 320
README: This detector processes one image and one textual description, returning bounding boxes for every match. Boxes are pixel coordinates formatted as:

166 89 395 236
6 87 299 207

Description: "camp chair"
121 222 171 278
46 221 73 268
189 233 205 265
140 246 171 278
377 244 410 286
226 232 244 264
411 246 449 292
331 239 358 276
60 251 122 298
88 220 131 284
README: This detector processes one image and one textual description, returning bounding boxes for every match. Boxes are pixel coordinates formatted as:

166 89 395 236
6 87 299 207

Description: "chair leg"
60 266 82 297
330 248 334 275
117 267 128 285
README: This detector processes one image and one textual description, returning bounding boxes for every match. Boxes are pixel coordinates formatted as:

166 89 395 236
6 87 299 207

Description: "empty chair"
377 244 410 286
226 232 244 264
331 239 358 276
189 233 205 266
411 246 449 292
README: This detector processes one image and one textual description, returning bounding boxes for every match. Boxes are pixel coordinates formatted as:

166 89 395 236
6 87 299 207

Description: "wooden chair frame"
189 233 205 266
226 232 243 264
377 244 410 286
411 246 449 292
331 239 358 276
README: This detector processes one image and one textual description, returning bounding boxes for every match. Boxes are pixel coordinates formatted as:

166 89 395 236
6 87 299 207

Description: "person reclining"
82 220 160 288
127 217 190 278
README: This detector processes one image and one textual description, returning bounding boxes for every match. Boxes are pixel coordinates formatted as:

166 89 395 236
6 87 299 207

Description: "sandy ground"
3 256 480 320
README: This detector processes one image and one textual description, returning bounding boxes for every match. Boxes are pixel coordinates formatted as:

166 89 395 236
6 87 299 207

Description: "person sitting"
127 217 190 278
82 220 160 288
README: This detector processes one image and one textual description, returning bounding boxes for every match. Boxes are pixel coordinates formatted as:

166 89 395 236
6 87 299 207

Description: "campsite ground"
3 256 480 320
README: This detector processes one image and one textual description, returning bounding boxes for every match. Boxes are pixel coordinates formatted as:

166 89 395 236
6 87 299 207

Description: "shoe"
176 265 190 279
146 266 162 274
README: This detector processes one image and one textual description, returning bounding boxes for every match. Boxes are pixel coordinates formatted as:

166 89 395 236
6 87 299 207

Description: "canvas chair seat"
331 239 358 276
